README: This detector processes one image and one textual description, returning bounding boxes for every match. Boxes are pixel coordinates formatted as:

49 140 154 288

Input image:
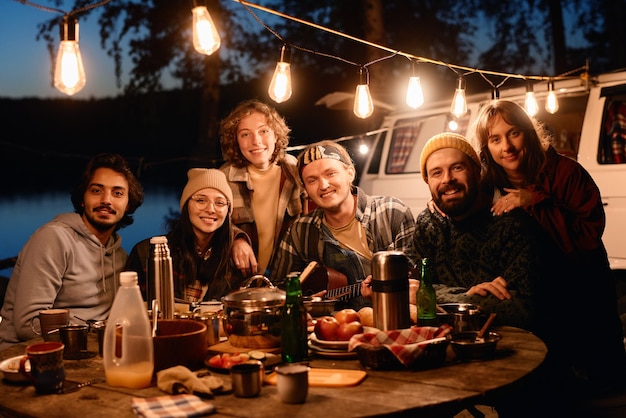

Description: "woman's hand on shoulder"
491 188 531 216
427 199 447 217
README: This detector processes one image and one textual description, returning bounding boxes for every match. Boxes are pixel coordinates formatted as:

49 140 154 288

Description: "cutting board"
265 368 367 387
207 339 281 354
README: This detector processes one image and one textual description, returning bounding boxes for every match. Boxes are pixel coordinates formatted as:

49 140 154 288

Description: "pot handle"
242 275 274 289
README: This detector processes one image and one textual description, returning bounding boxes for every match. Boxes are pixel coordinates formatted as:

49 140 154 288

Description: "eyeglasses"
189 196 229 211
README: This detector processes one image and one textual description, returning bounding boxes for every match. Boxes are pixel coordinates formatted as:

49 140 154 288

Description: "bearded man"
415 132 539 329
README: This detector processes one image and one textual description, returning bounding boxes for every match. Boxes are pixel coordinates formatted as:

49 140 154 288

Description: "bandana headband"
300 144 350 169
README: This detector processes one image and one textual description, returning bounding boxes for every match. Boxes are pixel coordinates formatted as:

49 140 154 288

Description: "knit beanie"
180 168 233 214
419 132 481 182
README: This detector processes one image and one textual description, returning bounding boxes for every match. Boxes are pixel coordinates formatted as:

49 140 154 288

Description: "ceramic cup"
19 341 65 394
231 360 264 398
30 309 70 342
59 325 90 359
275 363 310 403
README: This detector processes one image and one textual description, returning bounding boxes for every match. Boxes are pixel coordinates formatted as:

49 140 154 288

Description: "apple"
336 321 364 341
334 308 359 325
314 316 340 341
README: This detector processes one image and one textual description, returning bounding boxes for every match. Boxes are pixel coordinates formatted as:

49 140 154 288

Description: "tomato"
207 354 222 368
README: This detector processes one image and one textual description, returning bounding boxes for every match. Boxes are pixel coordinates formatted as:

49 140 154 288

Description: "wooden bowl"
152 319 207 372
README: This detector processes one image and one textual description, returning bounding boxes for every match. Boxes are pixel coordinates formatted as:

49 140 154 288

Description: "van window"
599 94 626 164
385 112 471 174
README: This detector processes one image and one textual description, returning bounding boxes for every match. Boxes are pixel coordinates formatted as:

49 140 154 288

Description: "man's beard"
433 181 477 218
84 207 119 232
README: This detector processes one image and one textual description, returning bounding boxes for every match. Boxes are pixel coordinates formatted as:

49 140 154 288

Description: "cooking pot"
221 275 285 349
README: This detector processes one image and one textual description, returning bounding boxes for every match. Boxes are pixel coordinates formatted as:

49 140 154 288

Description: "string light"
268 44 292 103
191 2 221 56
545 80 559 114
525 81 539 116
354 67 374 119
450 76 468 118
54 16 86 96
405 61 424 109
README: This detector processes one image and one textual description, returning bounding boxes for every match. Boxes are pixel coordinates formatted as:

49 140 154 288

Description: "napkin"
348 324 452 366
131 394 215 418
156 366 223 398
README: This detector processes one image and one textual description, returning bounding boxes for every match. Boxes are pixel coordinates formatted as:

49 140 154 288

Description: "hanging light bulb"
405 62 424 109
268 45 292 103
192 3 221 55
358 141 369 155
354 67 374 119
545 80 559 114
524 81 539 117
54 16 86 96
450 76 467 118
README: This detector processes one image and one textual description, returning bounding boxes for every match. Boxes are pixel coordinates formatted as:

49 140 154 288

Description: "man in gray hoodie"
0 153 144 349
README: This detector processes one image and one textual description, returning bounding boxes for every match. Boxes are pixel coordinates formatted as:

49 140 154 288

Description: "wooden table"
0 326 547 417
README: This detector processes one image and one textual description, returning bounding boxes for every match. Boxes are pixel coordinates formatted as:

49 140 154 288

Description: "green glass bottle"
417 258 438 326
280 272 309 363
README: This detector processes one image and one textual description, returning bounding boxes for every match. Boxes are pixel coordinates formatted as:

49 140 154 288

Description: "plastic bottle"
148 236 175 319
280 272 308 363
103 271 154 388
417 258 438 326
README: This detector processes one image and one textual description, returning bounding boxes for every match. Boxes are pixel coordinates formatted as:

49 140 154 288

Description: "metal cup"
231 361 263 398
194 312 220 346
59 325 89 359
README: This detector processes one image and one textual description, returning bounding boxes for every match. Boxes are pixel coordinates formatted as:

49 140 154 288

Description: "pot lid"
222 284 285 308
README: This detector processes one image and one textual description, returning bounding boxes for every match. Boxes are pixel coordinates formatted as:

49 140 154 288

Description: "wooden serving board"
207 340 281 354
265 368 367 387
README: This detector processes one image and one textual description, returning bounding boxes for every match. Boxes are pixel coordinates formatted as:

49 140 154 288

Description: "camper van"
357 71 626 273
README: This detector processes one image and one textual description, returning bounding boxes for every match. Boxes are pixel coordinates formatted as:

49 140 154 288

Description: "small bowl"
437 303 485 332
448 331 501 360
302 297 336 318
0 355 30 384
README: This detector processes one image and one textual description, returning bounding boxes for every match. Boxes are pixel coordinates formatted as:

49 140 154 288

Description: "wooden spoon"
475 313 497 342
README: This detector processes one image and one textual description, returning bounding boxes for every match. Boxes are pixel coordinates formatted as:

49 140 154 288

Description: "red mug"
19 341 65 394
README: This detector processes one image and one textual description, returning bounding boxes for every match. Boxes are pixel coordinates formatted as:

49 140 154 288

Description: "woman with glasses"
126 168 246 303
219 100 306 279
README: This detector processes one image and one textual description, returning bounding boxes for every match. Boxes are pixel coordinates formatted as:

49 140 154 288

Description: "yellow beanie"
180 168 233 214
419 132 480 182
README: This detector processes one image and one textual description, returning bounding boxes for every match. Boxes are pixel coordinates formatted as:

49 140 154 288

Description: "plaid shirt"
220 154 304 274
270 186 416 310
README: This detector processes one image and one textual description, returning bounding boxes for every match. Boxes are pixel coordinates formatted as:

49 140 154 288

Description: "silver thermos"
371 251 410 330
148 236 175 320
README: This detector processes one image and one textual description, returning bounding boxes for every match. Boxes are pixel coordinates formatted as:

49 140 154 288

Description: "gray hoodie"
0 213 126 349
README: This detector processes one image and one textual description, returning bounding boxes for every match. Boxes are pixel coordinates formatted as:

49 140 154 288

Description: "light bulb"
450 76 467 118
54 17 86 96
545 81 559 114
524 82 539 116
353 68 374 119
359 142 369 154
192 5 220 55
406 76 424 109
268 45 292 103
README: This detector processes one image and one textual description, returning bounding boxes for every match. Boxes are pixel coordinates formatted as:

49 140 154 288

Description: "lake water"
0 187 180 276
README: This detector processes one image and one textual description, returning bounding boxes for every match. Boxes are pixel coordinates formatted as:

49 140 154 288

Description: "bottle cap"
150 236 168 244
120 271 138 285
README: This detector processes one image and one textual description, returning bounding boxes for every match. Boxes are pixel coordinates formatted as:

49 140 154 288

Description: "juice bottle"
103 271 154 388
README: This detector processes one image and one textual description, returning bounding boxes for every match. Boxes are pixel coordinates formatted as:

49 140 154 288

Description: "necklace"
195 245 213 261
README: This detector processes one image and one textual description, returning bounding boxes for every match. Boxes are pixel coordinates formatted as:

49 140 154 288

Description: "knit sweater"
0 213 125 349
413 207 538 330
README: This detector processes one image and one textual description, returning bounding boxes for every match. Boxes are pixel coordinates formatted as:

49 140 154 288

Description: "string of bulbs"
15 0 587 119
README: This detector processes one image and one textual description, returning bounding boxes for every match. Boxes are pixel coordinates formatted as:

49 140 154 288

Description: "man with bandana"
270 140 416 311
